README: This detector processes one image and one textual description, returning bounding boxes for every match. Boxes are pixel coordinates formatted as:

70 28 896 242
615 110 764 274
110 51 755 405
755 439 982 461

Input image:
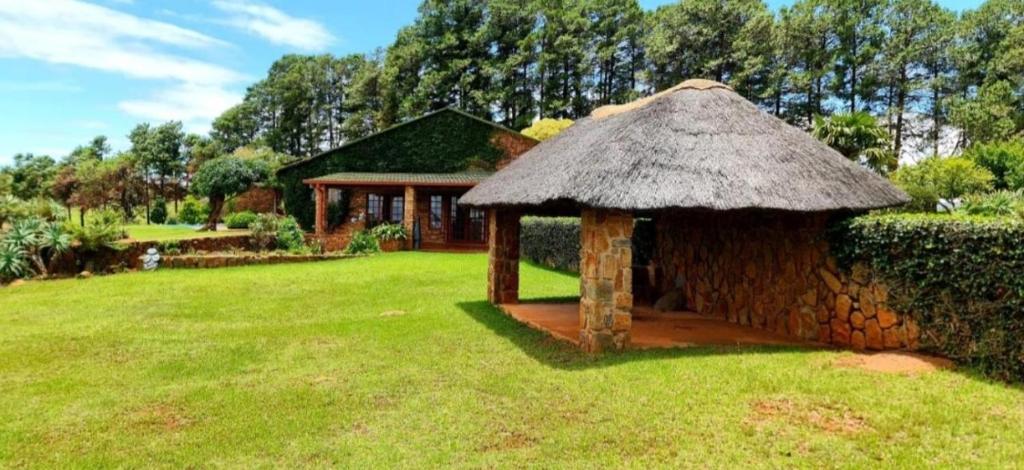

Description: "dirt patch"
747 398 869 435
834 352 953 375
128 403 192 432
479 425 538 452
379 310 406 317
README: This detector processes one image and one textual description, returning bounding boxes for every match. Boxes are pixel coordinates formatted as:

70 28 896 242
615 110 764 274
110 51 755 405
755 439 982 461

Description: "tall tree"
825 0 887 114
586 0 644 106
879 0 955 158
534 0 592 118
644 0 771 96
777 0 834 126
486 0 538 129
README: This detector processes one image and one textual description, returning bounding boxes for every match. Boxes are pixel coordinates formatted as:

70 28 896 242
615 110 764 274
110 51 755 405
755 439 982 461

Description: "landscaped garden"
2 252 1023 467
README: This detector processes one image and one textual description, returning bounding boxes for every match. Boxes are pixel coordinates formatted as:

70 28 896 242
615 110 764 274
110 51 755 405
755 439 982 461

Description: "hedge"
831 213 1024 381
519 217 655 272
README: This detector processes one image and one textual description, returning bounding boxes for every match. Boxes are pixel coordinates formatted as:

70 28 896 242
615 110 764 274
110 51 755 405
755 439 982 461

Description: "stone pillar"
314 185 327 236
487 209 520 304
579 208 633 352
403 185 416 250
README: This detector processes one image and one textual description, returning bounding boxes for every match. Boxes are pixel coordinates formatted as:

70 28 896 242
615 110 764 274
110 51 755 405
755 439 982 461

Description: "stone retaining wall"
52 235 256 274
655 212 919 351
159 253 353 269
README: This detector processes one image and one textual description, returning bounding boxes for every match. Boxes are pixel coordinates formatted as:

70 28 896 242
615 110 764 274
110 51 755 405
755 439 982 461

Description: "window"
469 208 486 242
429 195 443 229
367 194 384 224
389 196 404 223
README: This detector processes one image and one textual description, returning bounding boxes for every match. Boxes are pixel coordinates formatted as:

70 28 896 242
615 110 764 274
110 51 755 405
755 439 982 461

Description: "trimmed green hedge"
520 217 655 272
831 214 1024 381
521 217 581 271
277 109 522 230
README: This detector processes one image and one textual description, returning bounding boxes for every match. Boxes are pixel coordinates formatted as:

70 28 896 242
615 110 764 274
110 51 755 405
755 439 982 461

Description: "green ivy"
278 110 517 230
831 213 1024 381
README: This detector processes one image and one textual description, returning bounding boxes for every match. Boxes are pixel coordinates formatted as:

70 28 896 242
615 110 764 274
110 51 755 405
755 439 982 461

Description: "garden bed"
156 252 354 269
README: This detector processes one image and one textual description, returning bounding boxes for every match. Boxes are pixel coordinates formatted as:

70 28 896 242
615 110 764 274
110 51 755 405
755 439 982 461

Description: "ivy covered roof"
303 172 493 187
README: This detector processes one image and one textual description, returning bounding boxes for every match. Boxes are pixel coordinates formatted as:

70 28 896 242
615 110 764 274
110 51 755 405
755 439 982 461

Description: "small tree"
890 156 994 212
521 118 574 141
149 197 168 224
812 112 897 174
190 157 268 231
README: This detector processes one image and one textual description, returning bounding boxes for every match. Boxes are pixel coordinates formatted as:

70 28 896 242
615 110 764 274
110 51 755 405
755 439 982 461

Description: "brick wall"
655 211 919 351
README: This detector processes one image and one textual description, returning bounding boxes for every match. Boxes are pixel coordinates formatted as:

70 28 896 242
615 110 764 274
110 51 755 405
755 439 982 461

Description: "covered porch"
303 172 492 252
501 302 816 349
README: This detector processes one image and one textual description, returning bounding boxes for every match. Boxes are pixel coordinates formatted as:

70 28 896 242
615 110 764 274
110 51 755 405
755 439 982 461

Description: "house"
276 108 537 251
462 79 913 352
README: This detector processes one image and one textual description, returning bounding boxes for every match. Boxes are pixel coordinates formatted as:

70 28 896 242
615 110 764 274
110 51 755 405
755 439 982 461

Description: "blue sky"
0 0 985 166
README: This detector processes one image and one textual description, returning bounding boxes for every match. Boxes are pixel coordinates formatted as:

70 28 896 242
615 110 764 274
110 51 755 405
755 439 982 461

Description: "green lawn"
1 253 1022 467
123 224 249 242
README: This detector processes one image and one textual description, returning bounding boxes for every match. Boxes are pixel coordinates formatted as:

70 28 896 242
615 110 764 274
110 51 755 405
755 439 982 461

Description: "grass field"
1 253 1022 467
122 224 249 242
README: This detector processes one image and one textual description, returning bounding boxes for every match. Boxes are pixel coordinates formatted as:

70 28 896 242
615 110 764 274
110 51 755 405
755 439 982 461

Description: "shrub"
831 213 1024 381
69 208 125 252
0 195 28 227
520 217 581 271
326 200 347 231
344 230 380 255
959 190 1024 217
178 196 206 225
0 217 70 279
275 216 306 252
890 156 994 212
249 213 278 251
224 211 258 229
370 223 407 241
157 240 181 255
166 216 179 225
962 140 1024 190
150 197 168 224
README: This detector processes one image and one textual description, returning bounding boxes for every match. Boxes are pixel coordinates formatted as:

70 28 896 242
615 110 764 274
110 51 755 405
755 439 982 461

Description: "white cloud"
119 83 242 129
0 0 245 130
212 0 335 51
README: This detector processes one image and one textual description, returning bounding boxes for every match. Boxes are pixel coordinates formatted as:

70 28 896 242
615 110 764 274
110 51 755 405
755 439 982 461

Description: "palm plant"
812 112 897 174
0 243 29 281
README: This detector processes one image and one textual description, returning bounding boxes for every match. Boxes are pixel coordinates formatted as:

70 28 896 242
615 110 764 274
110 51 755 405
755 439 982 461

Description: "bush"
166 216 179 225
959 190 1024 217
178 196 206 225
962 140 1024 190
890 156 994 212
520 217 581 271
150 197 168 224
831 213 1024 381
275 216 306 252
344 230 380 255
249 213 278 251
67 208 124 252
224 211 258 229
369 223 407 241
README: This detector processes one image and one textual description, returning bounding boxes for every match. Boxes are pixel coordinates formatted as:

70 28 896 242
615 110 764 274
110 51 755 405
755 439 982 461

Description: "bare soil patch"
747 398 869 435
834 352 953 375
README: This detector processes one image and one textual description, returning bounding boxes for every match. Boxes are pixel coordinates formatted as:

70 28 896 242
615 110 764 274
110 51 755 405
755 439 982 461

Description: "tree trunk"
79 208 85 228
202 195 225 231
894 68 908 159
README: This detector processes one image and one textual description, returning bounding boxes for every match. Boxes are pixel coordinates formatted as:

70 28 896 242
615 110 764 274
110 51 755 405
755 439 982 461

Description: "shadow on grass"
456 300 819 371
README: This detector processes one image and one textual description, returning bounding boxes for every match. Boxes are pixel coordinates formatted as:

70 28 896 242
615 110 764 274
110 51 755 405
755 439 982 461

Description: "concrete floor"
500 302 818 349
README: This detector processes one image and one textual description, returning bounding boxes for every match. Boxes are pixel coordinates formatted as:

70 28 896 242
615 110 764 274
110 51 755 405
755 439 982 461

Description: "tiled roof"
303 172 493 187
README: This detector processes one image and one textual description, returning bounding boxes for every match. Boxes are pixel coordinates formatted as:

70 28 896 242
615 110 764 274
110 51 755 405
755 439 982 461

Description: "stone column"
403 185 416 250
487 209 520 304
579 208 634 352
314 185 327 236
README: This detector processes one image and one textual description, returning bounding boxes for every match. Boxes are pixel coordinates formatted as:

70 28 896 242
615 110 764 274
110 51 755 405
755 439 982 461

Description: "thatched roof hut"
470 79 910 354
462 79 908 212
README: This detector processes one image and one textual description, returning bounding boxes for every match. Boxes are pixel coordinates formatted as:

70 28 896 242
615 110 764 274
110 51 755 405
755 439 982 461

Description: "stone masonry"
655 211 919 351
579 209 634 352
488 209 520 304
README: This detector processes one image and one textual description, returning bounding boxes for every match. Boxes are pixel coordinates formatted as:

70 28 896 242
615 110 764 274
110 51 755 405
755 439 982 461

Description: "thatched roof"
461 79 909 213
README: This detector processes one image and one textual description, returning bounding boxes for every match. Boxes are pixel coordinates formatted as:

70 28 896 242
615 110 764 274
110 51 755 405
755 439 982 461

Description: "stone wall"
579 209 634 352
161 252 351 269
487 210 520 304
654 211 919 351
232 187 279 214
51 235 256 275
